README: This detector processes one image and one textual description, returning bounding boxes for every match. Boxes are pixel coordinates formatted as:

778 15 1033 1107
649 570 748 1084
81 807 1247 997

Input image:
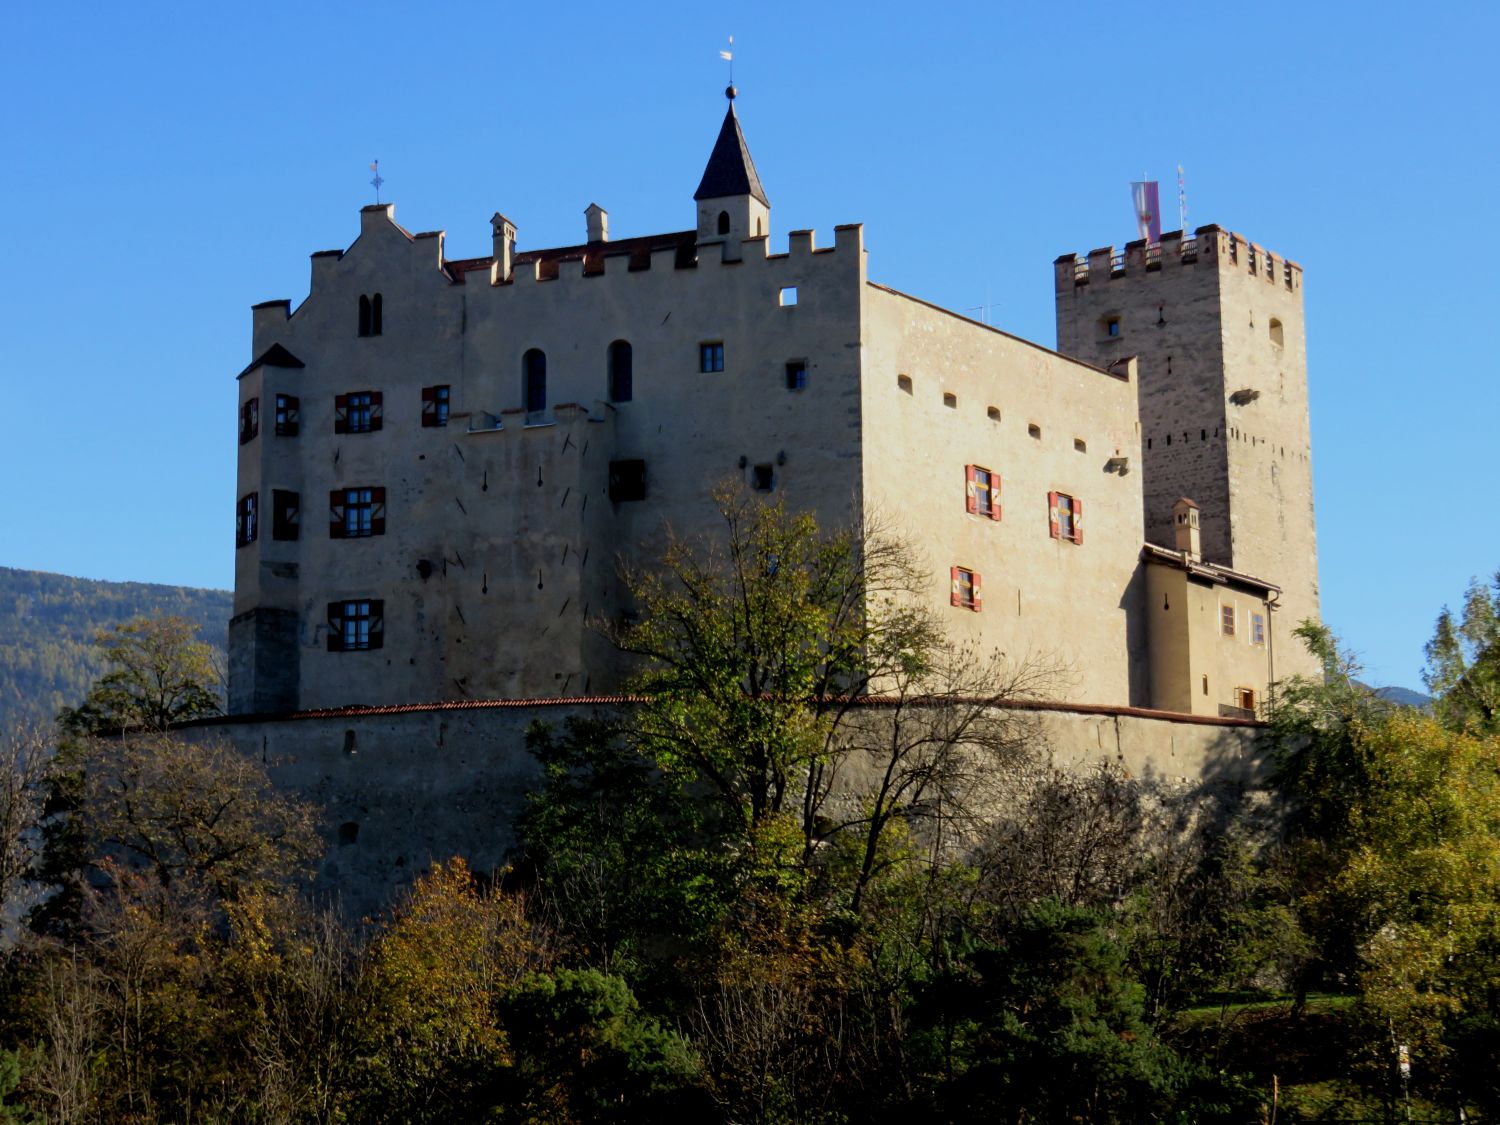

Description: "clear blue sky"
2 0 1494 691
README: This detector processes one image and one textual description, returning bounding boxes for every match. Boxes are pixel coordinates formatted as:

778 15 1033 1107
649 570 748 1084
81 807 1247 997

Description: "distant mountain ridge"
0 567 231 732
1372 684 1433 710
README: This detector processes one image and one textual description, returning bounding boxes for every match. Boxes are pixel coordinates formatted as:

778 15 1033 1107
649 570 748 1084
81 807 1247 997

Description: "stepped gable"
693 104 769 206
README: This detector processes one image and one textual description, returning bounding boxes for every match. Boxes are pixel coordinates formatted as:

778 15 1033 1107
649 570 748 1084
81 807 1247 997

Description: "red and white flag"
1131 181 1161 244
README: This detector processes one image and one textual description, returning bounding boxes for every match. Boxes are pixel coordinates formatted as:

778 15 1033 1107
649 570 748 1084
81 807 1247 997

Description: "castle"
227 92 1319 723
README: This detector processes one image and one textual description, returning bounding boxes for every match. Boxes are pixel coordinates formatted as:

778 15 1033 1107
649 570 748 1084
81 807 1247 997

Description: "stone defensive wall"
1052 225 1303 293
180 696 1269 921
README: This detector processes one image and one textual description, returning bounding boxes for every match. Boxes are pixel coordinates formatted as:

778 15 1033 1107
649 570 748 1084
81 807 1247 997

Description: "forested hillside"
0 567 230 730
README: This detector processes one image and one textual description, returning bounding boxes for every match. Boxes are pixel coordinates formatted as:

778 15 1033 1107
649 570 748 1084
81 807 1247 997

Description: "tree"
68 732 319 900
610 487 1053 905
909 899 1256 1123
498 968 710 1123
0 725 48 929
1424 571 1500 734
57 616 220 736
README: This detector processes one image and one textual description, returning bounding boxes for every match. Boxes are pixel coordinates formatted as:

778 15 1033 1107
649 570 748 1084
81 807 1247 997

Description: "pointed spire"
693 100 769 207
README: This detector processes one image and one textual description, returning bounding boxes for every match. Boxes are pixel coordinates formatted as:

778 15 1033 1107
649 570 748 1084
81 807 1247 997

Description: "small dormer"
694 90 770 246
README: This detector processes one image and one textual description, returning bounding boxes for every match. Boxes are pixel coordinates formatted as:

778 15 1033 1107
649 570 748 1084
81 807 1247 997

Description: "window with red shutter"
334 393 349 434
1049 491 1081 544
968 465 1000 519
970 570 983 612
328 599 383 651
421 385 450 427
951 566 978 610
965 465 978 514
335 391 381 434
274 394 299 437
330 487 384 538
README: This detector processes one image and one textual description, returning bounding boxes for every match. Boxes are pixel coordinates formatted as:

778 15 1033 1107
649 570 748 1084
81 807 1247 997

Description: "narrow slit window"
235 493 258 547
524 349 547 414
608 340 633 403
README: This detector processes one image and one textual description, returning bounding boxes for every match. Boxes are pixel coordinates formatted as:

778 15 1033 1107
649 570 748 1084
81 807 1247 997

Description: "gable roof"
694 104 770 206
237 343 305 379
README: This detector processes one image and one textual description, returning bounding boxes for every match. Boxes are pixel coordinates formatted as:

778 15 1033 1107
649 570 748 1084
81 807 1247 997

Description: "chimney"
1173 498 1201 561
491 213 517 281
585 203 608 243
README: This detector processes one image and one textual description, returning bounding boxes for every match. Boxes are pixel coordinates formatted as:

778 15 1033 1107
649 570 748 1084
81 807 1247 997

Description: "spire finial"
369 159 384 204
719 35 735 100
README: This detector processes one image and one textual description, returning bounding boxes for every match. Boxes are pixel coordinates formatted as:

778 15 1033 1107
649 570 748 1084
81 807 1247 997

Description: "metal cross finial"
369 160 384 204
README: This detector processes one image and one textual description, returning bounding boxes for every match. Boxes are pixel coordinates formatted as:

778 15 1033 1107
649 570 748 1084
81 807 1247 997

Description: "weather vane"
369 160 384 204
719 35 735 99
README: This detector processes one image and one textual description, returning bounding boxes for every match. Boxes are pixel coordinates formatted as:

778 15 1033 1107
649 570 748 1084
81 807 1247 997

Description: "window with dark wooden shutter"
369 391 383 432
358 295 372 338
272 490 299 541
950 566 962 607
236 493 258 547
239 398 259 444
970 570 983 612
329 490 347 539
987 473 1002 521
370 487 387 535
327 601 346 650
1071 497 1083 544
965 465 979 514
334 393 349 434
1048 491 1060 539
274 394 299 436
370 294 382 336
367 601 384 650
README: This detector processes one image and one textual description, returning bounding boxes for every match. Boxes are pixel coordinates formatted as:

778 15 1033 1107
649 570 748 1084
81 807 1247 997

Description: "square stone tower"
1054 227 1319 682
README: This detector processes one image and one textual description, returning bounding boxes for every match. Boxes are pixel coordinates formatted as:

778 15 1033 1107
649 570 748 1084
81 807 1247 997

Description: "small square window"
422 385 450 427
1235 687 1256 712
1049 491 1083 544
239 398 259 445
699 342 725 373
1028 423 1041 440
608 459 646 502
1074 438 1087 453
328 599 383 652
274 394 299 437
235 492 258 547
897 374 913 394
950 566 982 611
779 286 798 307
785 361 807 391
987 406 1001 422
751 464 774 492
1221 604 1236 637
1105 316 1121 338
1251 612 1266 646
943 392 957 408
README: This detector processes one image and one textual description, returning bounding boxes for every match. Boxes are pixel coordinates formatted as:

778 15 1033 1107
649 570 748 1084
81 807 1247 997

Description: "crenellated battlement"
1053 225 1302 294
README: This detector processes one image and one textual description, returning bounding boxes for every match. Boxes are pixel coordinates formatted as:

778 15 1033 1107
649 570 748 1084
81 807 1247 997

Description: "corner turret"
694 90 770 247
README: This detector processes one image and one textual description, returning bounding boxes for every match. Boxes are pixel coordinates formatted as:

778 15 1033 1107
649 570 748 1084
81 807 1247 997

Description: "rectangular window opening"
950 566 982 612
335 390 382 434
274 394 299 437
1221 604 1237 637
327 599 384 652
235 493 258 547
1049 491 1083 544
779 286 798 307
329 486 386 538
1251 612 1266 646
965 465 1002 521
751 464 775 492
239 398 260 444
785 360 807 391
608 459 646 502
272 489 299 541
699 342 725 373
422 385 451 428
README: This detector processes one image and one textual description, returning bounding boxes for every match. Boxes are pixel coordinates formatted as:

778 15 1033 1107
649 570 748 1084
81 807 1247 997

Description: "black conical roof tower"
693 96 769 207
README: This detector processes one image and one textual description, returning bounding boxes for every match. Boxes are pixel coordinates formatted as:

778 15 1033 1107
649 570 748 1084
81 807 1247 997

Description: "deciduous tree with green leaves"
1424 571 1500 734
